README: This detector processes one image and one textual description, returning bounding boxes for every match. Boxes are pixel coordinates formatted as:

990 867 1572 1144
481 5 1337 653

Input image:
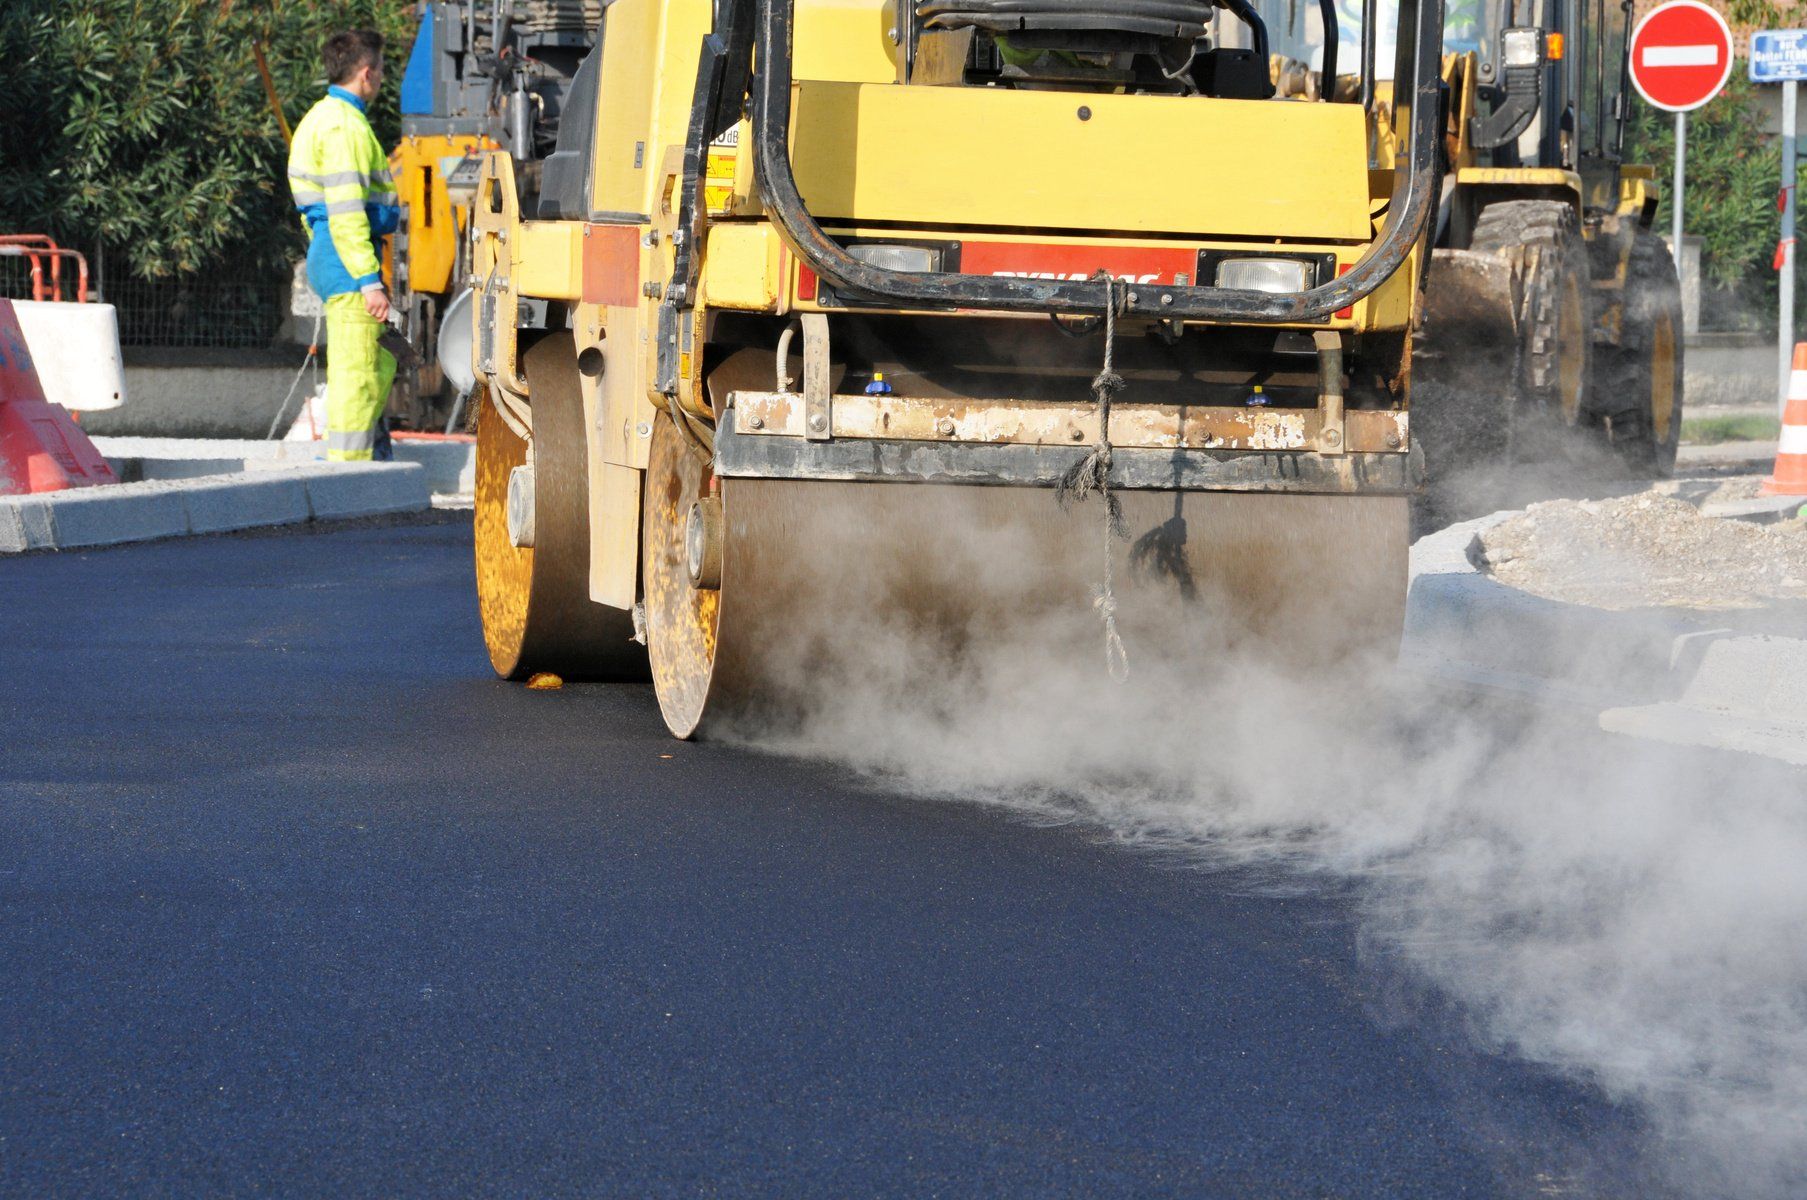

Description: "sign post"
1751 30 1807 418
1674 110 1687 277
1785 80 1795 421
1630 1 1735 331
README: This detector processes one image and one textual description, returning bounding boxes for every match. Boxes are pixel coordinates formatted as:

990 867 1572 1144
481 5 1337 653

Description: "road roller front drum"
474 334 647 682
641 408 1410 740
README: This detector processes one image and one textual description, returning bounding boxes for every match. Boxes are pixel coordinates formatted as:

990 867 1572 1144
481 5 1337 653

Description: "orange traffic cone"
1762 344 1807 496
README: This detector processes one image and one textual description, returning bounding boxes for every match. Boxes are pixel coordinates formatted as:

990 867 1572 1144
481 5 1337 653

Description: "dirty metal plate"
729 391 1409 454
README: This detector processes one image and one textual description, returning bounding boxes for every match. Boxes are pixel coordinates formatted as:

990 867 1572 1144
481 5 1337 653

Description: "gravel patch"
1653 475 1770 506
1481 492 1807 610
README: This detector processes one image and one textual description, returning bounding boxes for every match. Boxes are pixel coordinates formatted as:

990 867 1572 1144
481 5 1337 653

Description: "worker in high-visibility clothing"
287 30 401 462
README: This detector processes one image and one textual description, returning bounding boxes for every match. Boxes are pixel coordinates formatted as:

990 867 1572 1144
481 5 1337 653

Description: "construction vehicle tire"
1595 232 1684 477
1470 200 1593 445
1410 249 1520 523
474 333 647 681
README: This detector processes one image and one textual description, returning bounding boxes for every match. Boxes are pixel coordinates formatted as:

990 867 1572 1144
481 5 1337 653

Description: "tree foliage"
0 0 416 281
1722 0 1795 28
1625 72 1785 327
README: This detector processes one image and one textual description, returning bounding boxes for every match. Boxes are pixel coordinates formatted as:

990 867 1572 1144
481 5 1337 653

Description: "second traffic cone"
1762 344 1807 496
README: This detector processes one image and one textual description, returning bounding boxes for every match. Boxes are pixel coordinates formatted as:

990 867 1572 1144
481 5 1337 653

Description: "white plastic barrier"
12 300 128 412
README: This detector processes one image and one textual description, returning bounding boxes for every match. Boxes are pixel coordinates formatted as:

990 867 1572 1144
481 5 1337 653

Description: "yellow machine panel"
789 83 1375 241
790 0 899 80
515 223 586 301
586 0 673 219
701 222 785 310
389 133 487 296
1453 166 1582 206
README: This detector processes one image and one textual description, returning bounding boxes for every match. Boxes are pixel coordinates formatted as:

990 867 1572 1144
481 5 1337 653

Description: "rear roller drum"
474 334 646 681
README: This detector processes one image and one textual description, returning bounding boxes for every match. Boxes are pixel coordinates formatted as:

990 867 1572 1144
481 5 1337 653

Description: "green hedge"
0 0 415 282
1625 72 1786 332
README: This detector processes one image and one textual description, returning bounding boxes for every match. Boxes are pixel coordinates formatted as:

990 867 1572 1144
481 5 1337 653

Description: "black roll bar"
749 0 1446 323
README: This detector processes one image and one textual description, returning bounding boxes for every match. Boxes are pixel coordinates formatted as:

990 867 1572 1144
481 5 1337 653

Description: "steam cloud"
730 515 1807 1198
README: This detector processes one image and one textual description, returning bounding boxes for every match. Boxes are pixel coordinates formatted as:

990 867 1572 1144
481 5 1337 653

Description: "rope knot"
1092 369 1125 404
1053 272 1131 681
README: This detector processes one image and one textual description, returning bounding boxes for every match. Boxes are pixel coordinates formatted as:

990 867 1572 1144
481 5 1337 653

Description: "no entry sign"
1630 0 1734 112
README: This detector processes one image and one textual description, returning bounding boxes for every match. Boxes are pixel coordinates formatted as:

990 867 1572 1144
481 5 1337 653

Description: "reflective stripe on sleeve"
290 168 393 188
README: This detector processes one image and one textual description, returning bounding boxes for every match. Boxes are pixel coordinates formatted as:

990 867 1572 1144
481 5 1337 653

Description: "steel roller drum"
473 336 645 681
643 412 1408 739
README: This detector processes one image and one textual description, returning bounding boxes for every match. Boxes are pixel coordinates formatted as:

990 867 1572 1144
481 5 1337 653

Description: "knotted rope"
1055 273 1130 682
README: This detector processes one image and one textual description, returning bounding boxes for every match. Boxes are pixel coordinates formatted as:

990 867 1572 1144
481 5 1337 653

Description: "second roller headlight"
1214 257 1313 295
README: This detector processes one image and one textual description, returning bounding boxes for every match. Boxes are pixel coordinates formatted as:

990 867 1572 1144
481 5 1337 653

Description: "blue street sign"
1751 29 1807 82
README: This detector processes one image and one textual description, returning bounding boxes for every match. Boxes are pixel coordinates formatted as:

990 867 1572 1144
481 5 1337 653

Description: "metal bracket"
801 312 831 440
654 301 681 395
1471 58 1542 150
1313 330 1345 455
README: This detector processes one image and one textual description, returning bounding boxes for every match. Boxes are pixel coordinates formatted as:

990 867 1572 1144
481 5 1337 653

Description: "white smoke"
732 556 1807 1197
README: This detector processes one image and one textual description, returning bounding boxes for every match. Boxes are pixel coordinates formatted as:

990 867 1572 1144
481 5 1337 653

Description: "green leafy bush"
0 0 415 282
1624 71 1787 331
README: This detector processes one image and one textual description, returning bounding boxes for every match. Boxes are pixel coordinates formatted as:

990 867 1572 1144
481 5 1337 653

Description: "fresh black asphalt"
1 516 1656 1197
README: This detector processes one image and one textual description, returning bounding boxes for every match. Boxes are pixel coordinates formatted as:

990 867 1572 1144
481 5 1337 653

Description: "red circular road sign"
1630 0 1734 113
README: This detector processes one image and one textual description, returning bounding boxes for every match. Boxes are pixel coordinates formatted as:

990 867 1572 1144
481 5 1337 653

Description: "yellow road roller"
462 0 1447 738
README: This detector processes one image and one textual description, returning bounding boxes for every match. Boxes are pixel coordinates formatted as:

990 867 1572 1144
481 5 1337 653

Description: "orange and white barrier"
11 300 128 413
1762 343 1807 497
0 298 117 495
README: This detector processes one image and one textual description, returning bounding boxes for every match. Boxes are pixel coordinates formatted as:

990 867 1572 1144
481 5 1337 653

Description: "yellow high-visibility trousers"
324 292 396 462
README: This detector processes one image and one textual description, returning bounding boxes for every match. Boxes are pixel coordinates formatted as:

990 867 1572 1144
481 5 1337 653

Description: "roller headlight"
1500 27 1545 69
847 243 940 273
1215 257 1312 295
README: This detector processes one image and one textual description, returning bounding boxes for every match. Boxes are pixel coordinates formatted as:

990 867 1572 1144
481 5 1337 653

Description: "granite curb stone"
1 462 428 553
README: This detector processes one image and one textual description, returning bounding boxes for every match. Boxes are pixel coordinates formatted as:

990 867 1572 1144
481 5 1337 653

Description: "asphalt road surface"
2 516 1658 1197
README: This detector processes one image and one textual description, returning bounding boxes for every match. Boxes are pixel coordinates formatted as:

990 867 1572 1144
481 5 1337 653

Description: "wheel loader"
383 1 600 430
461 0 1448 739
1410 0 1684 504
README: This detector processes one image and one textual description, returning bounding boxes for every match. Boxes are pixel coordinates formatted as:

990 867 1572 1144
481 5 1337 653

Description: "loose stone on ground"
1481 491 1807 611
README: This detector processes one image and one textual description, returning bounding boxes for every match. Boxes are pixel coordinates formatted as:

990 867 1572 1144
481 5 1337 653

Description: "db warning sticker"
705 124 743 211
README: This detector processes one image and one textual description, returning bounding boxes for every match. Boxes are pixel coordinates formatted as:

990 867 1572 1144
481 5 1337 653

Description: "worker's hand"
363 285 391 323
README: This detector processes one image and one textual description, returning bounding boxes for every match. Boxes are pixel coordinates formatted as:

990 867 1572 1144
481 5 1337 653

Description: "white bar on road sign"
1643 44 1721 66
